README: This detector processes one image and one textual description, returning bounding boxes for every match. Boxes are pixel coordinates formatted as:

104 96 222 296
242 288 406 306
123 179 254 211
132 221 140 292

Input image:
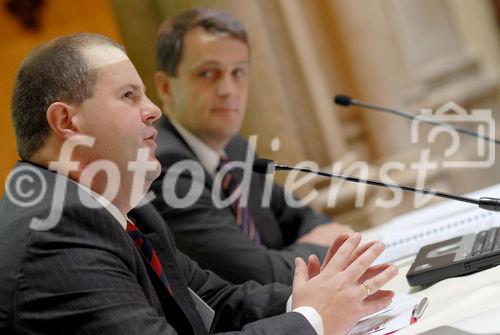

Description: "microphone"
253 158 500 212
333 95 500 145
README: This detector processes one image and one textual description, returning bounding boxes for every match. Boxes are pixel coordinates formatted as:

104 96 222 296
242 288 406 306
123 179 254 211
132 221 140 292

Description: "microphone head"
333 95 352 106
478 197 500 212
253 159 275 174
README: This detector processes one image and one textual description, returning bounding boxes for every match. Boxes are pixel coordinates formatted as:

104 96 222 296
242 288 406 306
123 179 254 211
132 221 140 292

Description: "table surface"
361 183 500 333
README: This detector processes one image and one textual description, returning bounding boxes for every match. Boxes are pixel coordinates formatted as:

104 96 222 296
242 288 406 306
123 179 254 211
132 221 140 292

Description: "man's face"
161 27 250 149
75 45 162 190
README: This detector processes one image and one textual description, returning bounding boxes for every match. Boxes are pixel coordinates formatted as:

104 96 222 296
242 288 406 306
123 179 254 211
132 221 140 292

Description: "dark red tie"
126 219 173 296
218 158 261 244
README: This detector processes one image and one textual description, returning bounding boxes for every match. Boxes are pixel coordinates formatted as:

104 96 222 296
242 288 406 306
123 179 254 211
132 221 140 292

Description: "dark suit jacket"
151 117 329 285
0 161 315 335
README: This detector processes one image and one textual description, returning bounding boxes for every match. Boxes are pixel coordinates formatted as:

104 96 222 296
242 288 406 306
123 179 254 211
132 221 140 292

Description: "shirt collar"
170 119 225 177
75 182 128 230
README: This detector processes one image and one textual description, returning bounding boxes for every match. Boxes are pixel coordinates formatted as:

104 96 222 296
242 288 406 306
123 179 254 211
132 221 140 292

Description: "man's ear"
154 70 173 106
45 102 80 139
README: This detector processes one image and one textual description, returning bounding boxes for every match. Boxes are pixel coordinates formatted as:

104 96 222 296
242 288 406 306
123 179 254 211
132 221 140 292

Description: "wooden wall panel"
0 0 122 196
110 0 500 227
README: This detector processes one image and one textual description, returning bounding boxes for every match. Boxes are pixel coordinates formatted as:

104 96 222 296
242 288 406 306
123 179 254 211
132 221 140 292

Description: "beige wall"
2 0 498 228
111 0 500 228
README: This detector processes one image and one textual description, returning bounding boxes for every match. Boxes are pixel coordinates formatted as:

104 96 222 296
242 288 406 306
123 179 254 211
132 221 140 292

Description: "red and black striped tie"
218 158 261 244
126 219 173 296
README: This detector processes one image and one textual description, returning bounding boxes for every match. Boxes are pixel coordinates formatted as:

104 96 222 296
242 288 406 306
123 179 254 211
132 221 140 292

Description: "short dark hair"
156 8 248 76
11 33 124 160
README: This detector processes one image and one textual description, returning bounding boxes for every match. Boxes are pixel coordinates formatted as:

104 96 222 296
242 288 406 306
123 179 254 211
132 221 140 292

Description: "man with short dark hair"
0 32 397 334
152 8 353 285
12 34 124 161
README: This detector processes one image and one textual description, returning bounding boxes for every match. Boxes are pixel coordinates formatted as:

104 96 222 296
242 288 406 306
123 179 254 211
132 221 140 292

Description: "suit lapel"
159 117 216 188
159 117 197 159
145 232 208 335
129 205 207 335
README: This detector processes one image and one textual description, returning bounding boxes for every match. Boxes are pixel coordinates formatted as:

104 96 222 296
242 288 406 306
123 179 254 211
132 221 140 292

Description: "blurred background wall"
0 0 121 195
2 0 500 229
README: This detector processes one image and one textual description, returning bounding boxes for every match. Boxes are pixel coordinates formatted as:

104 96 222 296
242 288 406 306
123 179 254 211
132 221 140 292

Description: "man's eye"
199 70 216 79
233 68 246 79
123 91 134 99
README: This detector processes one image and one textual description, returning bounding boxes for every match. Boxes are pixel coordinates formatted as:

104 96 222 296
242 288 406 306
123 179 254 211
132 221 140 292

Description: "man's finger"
344 241 385 280
308 254 321 279
364 290 395 303
347 241 378 265
324 233 362 274
358 264 398 300
293 257 309 292
321 233 350 271
358 263 393 284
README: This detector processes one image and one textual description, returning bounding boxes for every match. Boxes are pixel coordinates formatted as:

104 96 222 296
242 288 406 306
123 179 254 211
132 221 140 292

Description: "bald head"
12 33 125 160
82 44 129 70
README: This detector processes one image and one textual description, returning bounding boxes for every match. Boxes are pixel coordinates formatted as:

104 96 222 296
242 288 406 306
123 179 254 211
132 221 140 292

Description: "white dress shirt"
76 182 128 229
170 119 223 177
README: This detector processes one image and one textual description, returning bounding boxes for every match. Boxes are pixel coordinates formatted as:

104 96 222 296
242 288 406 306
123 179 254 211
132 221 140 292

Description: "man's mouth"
144 128 158 141
143 129 158 149
212 107 238 113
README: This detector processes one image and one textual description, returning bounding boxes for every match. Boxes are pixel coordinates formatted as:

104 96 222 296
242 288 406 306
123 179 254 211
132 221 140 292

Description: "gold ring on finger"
362 281 371 297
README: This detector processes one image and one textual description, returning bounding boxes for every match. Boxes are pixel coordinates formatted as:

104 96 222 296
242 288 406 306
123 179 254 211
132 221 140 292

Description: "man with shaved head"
0 32 397 334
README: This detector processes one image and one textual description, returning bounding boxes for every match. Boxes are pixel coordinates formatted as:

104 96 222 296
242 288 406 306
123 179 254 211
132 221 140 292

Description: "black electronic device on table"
406 227 500 286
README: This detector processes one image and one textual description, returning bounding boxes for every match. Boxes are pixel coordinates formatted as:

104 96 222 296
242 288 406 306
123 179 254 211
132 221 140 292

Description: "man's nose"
142 96 162 124
216 74 237 97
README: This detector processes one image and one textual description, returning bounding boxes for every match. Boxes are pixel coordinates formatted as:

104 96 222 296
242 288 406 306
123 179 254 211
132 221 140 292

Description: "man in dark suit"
0 32 397 334
152 8 353 284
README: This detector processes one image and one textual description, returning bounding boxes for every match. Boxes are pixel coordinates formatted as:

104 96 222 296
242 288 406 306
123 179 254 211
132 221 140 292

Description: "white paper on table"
347 294 420 335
